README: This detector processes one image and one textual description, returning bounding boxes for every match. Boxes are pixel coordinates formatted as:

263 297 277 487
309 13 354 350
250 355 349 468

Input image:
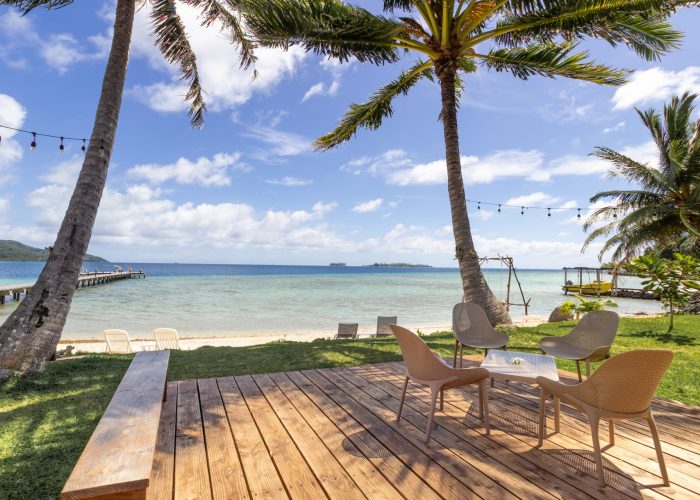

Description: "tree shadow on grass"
0 355 131 500
627 329 696 346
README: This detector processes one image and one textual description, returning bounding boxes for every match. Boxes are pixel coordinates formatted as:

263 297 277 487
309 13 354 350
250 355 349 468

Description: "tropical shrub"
561 294 618 320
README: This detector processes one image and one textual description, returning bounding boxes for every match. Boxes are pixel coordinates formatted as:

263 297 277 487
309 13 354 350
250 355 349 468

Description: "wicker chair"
376 316 398 337
540 310 619 381
336 322 359 339
391 324 491 443
536 349 673 487
452 303 509 368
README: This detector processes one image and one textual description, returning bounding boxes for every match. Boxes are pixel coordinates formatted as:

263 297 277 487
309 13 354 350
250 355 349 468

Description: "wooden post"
504 257 513 312
564 268 568 295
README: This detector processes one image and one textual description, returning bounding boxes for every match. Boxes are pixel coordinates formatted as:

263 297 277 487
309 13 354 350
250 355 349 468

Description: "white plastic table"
480 350 559 384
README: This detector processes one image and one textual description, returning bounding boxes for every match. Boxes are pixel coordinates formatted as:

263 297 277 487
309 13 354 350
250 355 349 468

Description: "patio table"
480 350 559 384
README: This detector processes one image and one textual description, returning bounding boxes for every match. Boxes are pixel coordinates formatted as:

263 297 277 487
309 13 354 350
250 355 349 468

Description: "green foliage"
560 293 618 320
584 93 700 261
3 315 700 499
240 0 688 149
0 240 106 262
627 253 700 330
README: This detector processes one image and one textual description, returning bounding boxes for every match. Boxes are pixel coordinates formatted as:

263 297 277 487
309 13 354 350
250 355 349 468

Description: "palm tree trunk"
0 0 136 377
436 62 511 326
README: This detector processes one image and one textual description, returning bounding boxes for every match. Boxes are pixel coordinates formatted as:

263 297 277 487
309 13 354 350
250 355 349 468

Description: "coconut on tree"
0 0 256 377
241 0 689 326
583 92 700 262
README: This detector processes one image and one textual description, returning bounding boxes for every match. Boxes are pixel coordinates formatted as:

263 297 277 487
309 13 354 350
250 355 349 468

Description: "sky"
0 2 699 268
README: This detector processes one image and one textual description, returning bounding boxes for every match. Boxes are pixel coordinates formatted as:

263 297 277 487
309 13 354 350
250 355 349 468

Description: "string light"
0 123 87 153
577 208 581 219
521 206 525 215
477 202 481 210
497 204 501 213
547 208 552 217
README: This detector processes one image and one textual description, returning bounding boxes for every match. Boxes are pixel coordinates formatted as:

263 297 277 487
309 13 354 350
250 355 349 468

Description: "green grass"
1 315 698 499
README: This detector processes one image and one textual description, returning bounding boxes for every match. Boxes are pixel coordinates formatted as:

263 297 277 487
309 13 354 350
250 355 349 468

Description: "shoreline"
58 312 663 354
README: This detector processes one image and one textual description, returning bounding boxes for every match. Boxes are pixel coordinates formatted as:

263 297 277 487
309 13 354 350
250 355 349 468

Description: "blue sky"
0 2 699 268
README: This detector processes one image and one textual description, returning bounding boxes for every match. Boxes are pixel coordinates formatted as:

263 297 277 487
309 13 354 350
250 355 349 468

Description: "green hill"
0 240 108 262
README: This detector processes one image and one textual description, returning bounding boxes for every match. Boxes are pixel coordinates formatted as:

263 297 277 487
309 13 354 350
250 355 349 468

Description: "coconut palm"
583 92 700 262
0 0 256 377
241 0 688 325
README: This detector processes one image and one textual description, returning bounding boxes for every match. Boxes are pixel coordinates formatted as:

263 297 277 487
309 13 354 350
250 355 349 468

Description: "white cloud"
366 140 657 187
301 80 340 102
474 209 495 221
0 93 26 181
127 153 242 186
352 198 383 213
341 149 412 176
603 121 626 133
265 176 313 187
0 11 106 73
612 67 700 110
243 126 311 157
129 4 307 115
505 192 560 207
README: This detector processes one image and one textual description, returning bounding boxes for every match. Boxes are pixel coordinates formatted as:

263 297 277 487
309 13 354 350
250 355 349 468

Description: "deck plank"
198 378 250 500
146 361 700 500
269 372 404 500
174 380 212 500
147 381 177 500
235 374 328 499
253 373 365 499
285 371 441 500
216 377 288 499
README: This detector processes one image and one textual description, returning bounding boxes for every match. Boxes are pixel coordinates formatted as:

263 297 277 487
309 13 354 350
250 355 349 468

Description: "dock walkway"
0 270 145 304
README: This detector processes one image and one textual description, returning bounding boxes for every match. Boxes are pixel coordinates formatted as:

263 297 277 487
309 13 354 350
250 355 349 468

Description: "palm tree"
241 0 688 325
583 92 700 262
0 0 255 377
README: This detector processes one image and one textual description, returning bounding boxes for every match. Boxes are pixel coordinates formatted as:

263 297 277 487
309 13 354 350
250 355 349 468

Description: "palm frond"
315 58 435 150
383 0 415 12
151 0 206 127
186 0 257 70
476 43 627 85
491 0 684 62
593 147 669 190
241 0 402 64
0 0 73 14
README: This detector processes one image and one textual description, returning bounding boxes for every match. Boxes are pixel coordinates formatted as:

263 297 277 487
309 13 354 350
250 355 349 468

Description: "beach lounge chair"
376 316 397 337
153 327 181 350
452 303 509 368
104 329 135 354
336 323 358 339
391 324 490 443
537 349 673 487
539 310 619 381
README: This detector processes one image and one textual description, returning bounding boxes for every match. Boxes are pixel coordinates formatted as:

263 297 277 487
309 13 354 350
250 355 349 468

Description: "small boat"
563 281 613 295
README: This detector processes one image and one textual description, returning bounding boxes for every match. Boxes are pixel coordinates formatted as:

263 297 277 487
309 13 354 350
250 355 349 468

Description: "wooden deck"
149 361 700 499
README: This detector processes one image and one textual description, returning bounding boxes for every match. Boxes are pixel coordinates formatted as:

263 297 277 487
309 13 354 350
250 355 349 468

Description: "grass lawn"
1 314 698 498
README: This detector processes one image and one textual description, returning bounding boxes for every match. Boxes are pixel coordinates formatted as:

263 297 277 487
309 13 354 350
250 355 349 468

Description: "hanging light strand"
0 123 87 152
467 198 591 214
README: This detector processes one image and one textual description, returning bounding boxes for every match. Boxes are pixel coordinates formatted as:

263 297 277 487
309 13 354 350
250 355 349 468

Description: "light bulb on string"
613 210 618 219
497 204 501 213
59 137 65 153
521 206 524 215
547 208 551 217
477 202 481 210
30 132 37 150
577 208 581 219
81 139 86 153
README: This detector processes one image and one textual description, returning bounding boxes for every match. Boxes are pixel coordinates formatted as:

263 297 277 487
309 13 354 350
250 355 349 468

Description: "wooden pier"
0 270 145 304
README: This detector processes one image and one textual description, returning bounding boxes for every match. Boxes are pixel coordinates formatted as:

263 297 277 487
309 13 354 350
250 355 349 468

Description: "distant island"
329 262 346 267
0 240 108 262
367 263 432 268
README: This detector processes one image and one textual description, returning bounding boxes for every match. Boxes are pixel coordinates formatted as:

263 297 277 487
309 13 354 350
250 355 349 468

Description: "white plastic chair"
153 328 181 350
103 329 135 354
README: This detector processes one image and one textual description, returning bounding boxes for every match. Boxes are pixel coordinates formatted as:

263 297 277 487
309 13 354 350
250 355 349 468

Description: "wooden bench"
61 350 170 500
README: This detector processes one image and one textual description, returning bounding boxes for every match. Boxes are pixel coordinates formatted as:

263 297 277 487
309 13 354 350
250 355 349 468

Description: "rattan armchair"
540 310 619 381
536 349 673 487
391 324 491 443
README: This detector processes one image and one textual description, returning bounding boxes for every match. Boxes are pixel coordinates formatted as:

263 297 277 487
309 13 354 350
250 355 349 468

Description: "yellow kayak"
563 281 613 295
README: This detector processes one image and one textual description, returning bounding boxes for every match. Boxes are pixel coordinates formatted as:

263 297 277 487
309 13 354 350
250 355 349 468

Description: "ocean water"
0 262 663 340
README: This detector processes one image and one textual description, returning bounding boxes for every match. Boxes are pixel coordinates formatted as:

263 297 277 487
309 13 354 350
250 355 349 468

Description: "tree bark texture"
436 61 511 326
0 0 136 377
